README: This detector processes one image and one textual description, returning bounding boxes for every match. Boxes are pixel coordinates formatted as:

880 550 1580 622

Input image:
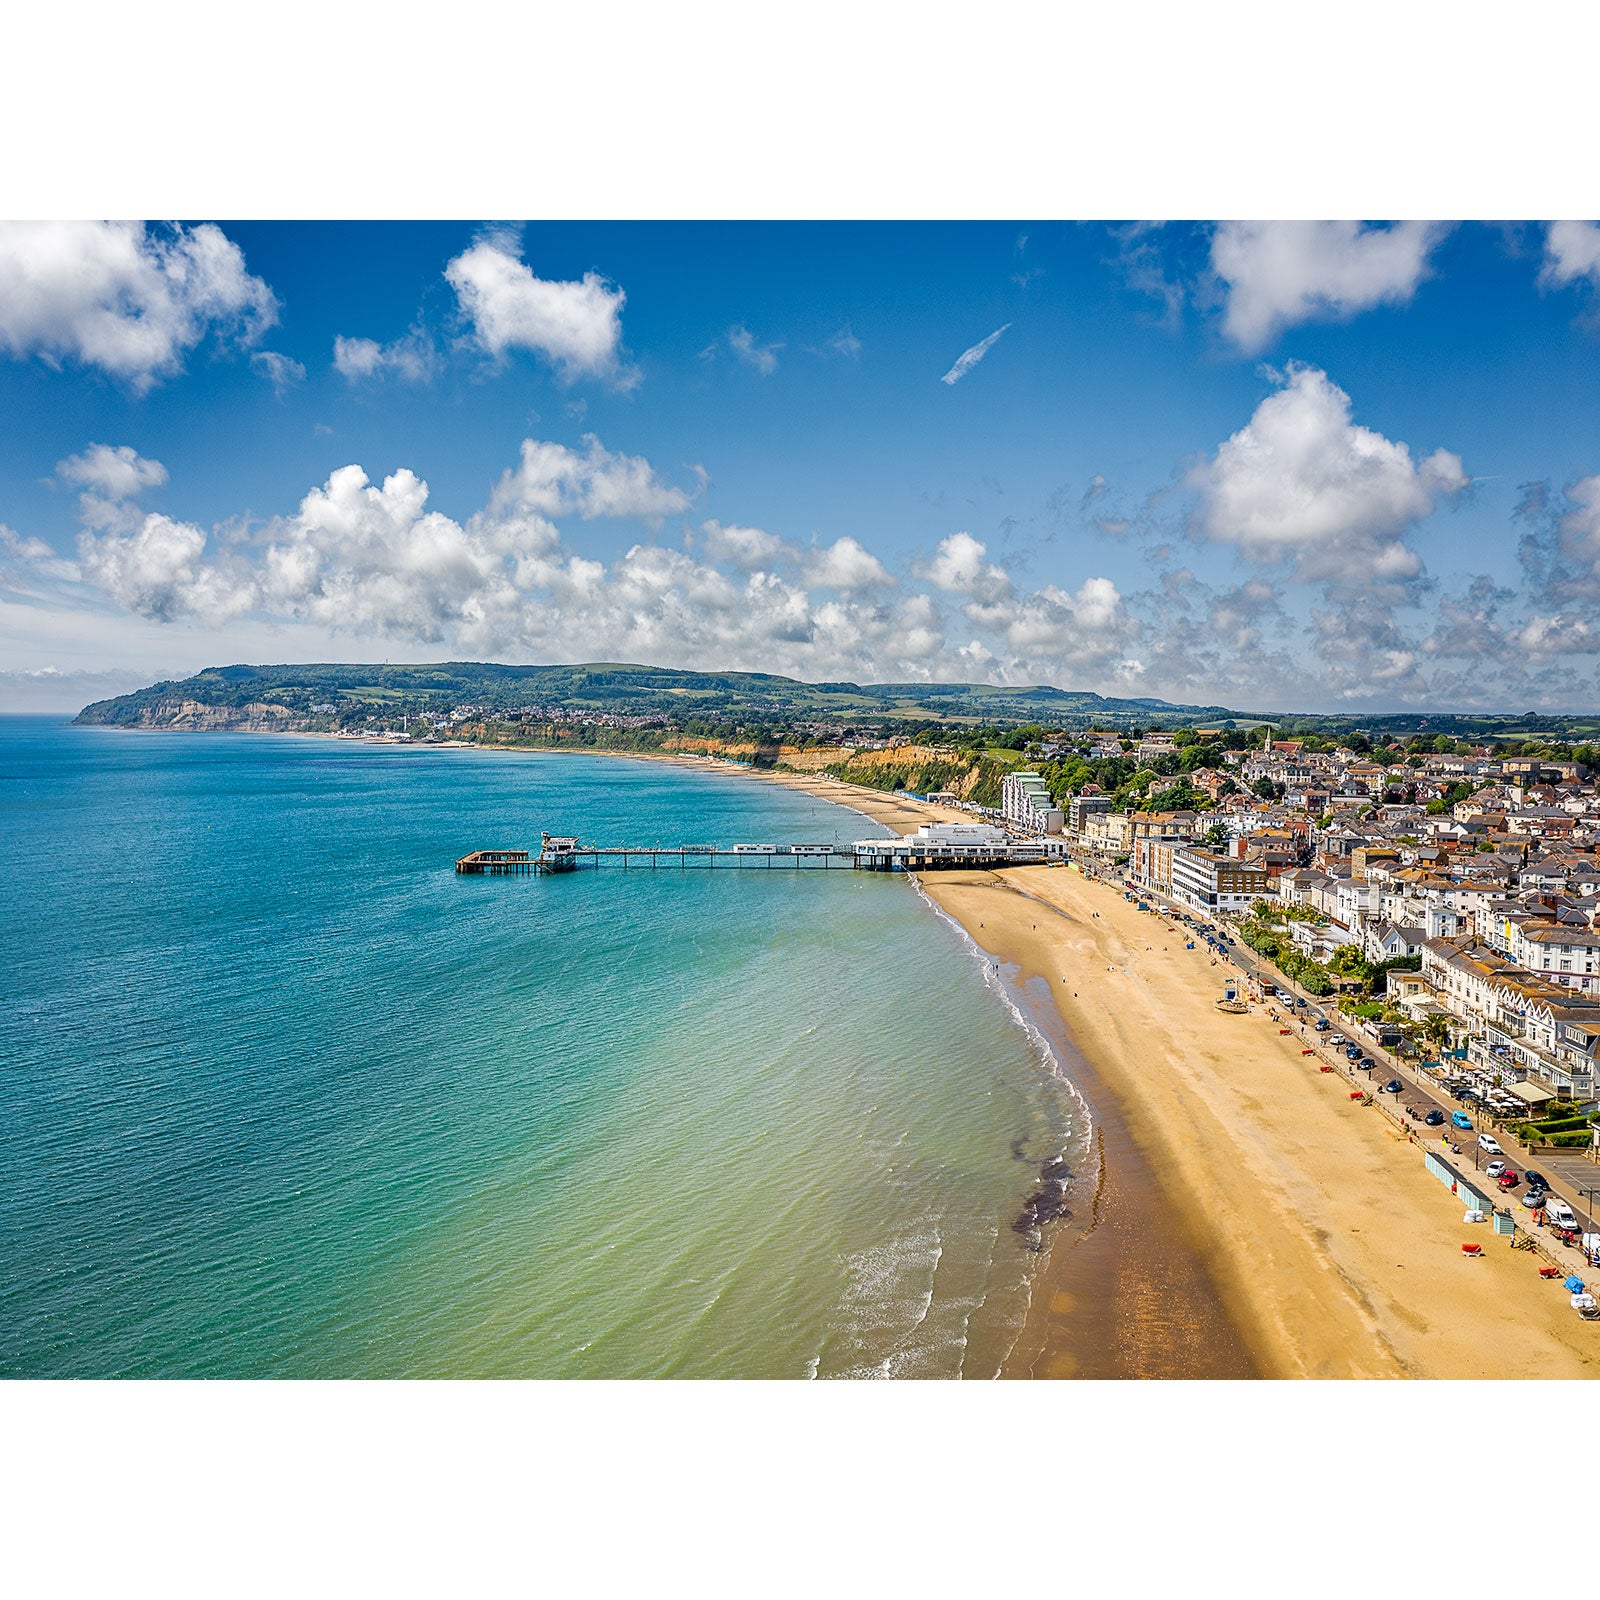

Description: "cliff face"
76 697 296 731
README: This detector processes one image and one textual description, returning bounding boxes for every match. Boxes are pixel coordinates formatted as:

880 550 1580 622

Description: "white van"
1546 1198 1578 1230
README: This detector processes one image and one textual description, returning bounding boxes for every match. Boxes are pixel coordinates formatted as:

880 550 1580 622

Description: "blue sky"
5 219 1600 713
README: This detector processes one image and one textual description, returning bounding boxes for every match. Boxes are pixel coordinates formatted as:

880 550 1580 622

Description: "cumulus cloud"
252 350 305 397
41 434 1158 691
1190 363 1466 582
487 436 698 524
445 233 630 384
332 331 436 383
919 532 1013 602
727 324 782 375
0 221 277 391
940 324 1011 385
57 443 171 537
962 576 1141 682
58 443 168 502
804 536 892 592
1211 221 1450 352
691 520 786 568
78 513 256 626
1541 221 1600 291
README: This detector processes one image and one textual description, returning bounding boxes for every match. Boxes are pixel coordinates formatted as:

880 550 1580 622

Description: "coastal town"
961 727 1600 1283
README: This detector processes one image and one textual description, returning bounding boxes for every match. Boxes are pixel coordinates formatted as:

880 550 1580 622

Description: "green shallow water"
0 720 1084 1378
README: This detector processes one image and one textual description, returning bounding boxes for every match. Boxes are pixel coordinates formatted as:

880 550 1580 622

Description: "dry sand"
921 863 1600 1379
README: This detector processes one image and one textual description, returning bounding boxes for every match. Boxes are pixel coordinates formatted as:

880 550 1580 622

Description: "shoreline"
920 864 1600 1379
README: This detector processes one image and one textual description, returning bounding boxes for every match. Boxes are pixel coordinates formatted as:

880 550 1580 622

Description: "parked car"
1424 1110 1445 1126
1547 1198 1579 1230
1478 1134 1503 1156
1486 1159 1507 1179
1315 1018 1331 1031
1523 1189 1548 1210
1497 1169 1520 1189
1525 1169 1549 1191
1382 1079 1403 1094
1450 1111 1474 1130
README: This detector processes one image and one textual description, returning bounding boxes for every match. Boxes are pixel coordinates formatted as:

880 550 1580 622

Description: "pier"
532 834 856 872
455 849 533 875
457 824 1052 876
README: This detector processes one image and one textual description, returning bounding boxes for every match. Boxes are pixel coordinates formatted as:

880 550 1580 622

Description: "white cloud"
692 520 786 568
804 536 893 592
0 221 277 391
486 436 697 524
252 350 305 396
940 324 1011 385
1541 221 1600 290
444 233 629 383
919 531 1012 602
332 331 435 383
78 513 255 626
1210 221 1450 352
728 324 782 375
57 443 168 501
1190 363 1466 581
962 575 1137 672
1557 475 1600 574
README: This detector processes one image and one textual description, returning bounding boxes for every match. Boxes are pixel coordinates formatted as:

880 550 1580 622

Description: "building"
852 821 1047 871
1168 846 1273 913
1068 793 1113 836
1001 770 1064 834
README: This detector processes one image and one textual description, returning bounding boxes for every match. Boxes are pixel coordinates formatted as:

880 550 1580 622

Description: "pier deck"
455 828 1051 875
533 843 856 872
455 849 533 875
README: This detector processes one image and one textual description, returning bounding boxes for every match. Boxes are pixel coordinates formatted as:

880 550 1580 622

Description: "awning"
1507 1080 1557 1105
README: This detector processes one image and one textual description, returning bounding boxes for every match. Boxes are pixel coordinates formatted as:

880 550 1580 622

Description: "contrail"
941 323 1012 385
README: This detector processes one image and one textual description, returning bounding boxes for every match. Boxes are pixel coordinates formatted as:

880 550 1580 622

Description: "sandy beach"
926 864 1600 1378
730 765 1600 1378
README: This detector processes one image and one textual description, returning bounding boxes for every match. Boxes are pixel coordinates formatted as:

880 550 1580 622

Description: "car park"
1478 1134 1502 1156
1450 1111 1473 1130
1424 1109 1445 1126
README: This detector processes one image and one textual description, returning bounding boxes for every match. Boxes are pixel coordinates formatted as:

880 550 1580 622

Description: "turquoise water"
0 719 1083 1378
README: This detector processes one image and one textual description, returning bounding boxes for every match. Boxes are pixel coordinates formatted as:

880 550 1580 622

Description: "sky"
6 219 1600 714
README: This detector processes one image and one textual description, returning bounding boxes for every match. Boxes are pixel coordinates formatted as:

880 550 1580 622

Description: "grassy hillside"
74 660 1252 731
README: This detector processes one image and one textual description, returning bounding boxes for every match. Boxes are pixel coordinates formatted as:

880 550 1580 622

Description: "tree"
1252 777 1276 801
1203 823 1229 850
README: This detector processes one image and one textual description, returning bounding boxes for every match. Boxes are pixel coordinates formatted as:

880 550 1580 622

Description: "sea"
0 717 1087 1379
